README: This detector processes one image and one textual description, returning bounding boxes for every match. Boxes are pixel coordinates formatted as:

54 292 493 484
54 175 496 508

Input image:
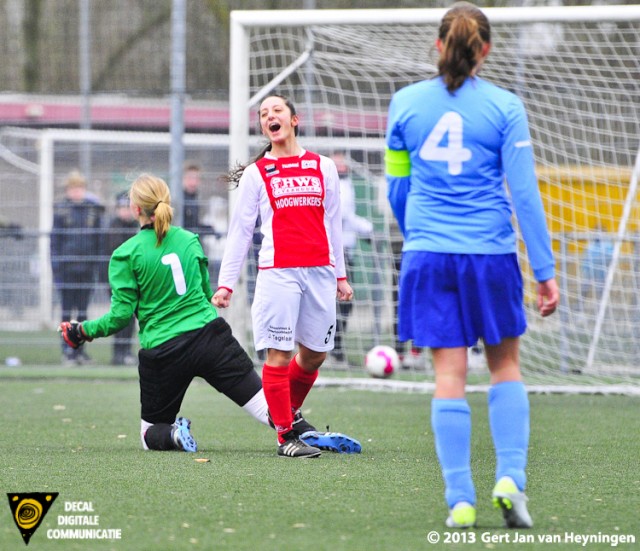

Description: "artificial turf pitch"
1 371 638 550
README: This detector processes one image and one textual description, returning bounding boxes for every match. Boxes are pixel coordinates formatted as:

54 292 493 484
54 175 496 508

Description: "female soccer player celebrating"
385 2 559 529
213 94 359 458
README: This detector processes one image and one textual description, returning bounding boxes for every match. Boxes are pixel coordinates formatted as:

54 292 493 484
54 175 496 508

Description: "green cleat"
492 476 533 528
445 501 476 528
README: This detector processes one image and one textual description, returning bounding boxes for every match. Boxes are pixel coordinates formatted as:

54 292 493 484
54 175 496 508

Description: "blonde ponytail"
129 173 174 245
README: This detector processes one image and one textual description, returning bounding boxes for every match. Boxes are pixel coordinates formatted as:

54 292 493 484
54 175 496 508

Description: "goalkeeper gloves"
58 321 92 349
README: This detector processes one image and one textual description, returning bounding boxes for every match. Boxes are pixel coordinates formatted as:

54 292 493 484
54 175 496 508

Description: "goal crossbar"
231 5 640 27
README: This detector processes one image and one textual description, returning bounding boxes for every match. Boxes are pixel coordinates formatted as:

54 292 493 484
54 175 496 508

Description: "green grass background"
1 368 638 551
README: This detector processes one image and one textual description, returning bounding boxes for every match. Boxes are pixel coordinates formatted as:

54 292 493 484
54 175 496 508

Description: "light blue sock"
431 398 475 508
488 381 529 490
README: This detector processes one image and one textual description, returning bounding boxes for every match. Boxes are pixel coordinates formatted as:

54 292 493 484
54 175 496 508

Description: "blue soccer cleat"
171 417 198 452
299 431 362 454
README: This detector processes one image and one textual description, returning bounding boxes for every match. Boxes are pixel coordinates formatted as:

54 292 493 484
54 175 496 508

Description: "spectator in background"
105 191 139 365
330 152 373 364
183 160 223 282
579 225 614 308
183 160 219 237
50 170 104 365
0 217 23 239
0 217 26 317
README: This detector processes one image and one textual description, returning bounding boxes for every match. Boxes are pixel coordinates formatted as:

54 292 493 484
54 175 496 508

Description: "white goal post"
228 5 640 390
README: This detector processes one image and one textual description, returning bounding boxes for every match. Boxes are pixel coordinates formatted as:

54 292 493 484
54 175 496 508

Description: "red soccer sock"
289 355 319 411
261 363 293 443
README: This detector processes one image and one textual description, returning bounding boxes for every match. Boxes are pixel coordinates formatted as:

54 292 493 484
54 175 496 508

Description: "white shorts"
252 266 337 352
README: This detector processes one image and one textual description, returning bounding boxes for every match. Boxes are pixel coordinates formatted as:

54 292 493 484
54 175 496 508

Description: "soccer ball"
365 345 399 378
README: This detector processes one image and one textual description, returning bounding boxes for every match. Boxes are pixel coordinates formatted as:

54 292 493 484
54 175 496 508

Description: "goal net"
229 5 640 391
0 127 232 362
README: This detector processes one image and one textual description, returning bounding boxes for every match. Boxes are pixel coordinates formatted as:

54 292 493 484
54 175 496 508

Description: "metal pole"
79 0 92 181
558 234 569 373
169 0 186 225
227 12 251 347
303 0 316 138
40 132 54 326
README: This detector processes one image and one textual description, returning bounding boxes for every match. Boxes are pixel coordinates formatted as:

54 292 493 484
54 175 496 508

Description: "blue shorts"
397 251 527 348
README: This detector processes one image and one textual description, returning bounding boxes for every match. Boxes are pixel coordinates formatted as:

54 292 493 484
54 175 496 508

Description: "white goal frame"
0 126 231 327
228 5 640 392
229 5 640 169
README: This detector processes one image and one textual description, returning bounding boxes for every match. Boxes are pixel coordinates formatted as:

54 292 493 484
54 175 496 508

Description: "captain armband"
384 148 411 178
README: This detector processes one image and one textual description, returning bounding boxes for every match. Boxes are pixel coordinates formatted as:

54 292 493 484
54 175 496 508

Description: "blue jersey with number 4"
385 76 554 282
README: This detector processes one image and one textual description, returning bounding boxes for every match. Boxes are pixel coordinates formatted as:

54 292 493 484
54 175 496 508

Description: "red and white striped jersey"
217 149 346 292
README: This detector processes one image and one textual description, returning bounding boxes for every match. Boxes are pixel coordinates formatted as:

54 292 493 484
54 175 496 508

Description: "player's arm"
79 251 138 339
323 156 348 281
215 165 261 300
502 98 555 283
502 98 559 317
385 97 411 235
385 149 411 236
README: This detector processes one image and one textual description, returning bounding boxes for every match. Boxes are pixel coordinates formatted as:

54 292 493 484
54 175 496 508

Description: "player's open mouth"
269 122 281 132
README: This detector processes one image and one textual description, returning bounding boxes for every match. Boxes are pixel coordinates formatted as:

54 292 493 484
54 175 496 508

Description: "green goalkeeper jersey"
83 225 217 349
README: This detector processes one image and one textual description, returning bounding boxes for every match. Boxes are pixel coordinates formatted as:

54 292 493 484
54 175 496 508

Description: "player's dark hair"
437 2 491 94
130 173 173 245
222 94 299 187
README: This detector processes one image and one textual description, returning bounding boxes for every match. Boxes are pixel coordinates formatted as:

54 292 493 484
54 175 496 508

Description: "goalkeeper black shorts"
138 317 260 424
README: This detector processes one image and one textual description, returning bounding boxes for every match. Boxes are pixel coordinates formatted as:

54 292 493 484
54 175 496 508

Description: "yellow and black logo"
7 493 59 545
